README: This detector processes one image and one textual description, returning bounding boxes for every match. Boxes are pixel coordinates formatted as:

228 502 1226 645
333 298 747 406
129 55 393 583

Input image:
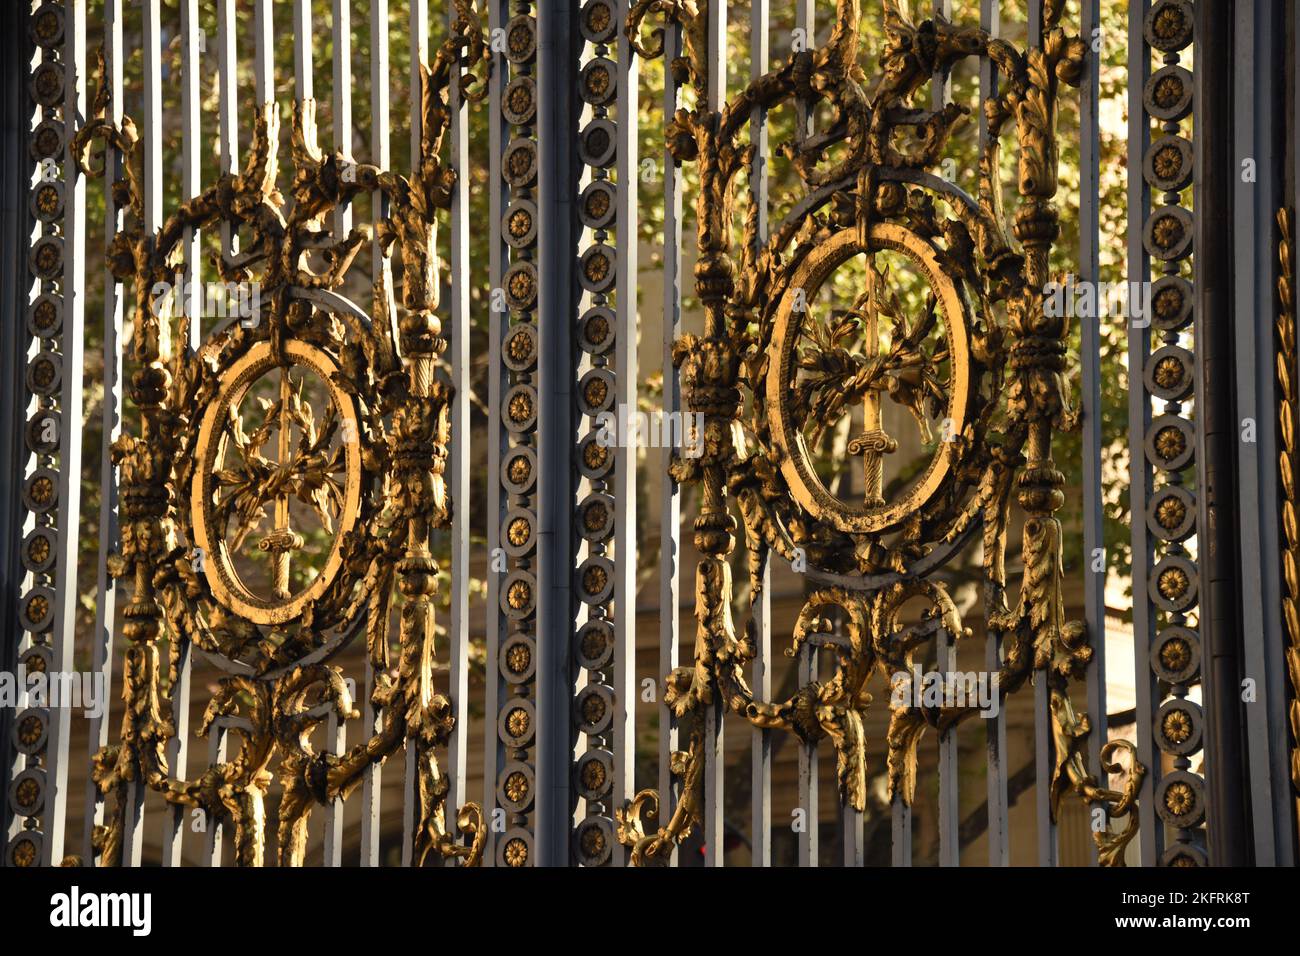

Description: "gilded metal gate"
2 0 1297 868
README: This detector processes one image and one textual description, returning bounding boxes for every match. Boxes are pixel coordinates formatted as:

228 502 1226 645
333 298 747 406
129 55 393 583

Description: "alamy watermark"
0 665 106 719
889 666 1000 718
1043 274 1151 326
150 273 261 327
595 404 705 458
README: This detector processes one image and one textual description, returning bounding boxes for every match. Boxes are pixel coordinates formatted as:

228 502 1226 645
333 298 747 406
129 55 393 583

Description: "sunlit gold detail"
506 708 530 739
504 771 529 802
1153 75 1183 108
1161 637 1191 672
584 253 610 284
508 454 532 485
1273 207 1300 825
1164 781 1194 816
509 391 534 423
507 328 533 363
584 376 609 408
507 580 531 610
507 516 531 547
1153 356 1183 389
1154 425 1186 460
1162 708 1192 745
1156 495 1185 530
1158 566 1189 600
503 837 528 866
506 642 531 674
508 208 532 237
191 341 361 626
508 269 535 302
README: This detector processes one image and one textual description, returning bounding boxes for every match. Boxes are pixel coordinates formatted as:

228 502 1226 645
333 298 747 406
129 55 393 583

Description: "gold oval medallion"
766 222 972 536
191 340 363 627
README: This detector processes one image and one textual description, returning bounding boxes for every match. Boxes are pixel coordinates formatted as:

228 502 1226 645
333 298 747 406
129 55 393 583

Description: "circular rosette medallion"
766 221 974 538
192 339 364 629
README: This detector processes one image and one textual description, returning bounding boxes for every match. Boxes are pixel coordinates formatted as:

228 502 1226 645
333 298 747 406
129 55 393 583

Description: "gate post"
534 0 581 866
0 0 31 856
1195 0 1250 867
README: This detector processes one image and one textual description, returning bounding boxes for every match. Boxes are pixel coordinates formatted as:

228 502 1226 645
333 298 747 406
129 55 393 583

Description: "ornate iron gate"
2 0 1297 868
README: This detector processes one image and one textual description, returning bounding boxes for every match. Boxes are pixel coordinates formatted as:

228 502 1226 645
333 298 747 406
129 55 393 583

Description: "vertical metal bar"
44 0 88 868
793 0 816 869
797 643 818 865
979 0 1008 869
611 0 639 864
410 0 428 166
178 0 201 352
321 0 354 868
85 0 125 866
112 0 167 868
1203 0 1255 866
217 0 239 255
361 0 392 868
794 0 814 138
1024 0 1058 869
161 0 202 870
203 725 229 865
937 635 959 866
401 0 430 869
1077 0 1109 868
891 796 911 866
749 0 772 870
445 0 471 856
332 0 353 236
929 0 958 871
1127 0 1159 867
0 0 29 855
294 0 314 102
481 0 508 869
536 0 579 867
321 710 344 866
1243 0 1296 867
701 0 727 869
658 14 684 869
254 0 273 105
